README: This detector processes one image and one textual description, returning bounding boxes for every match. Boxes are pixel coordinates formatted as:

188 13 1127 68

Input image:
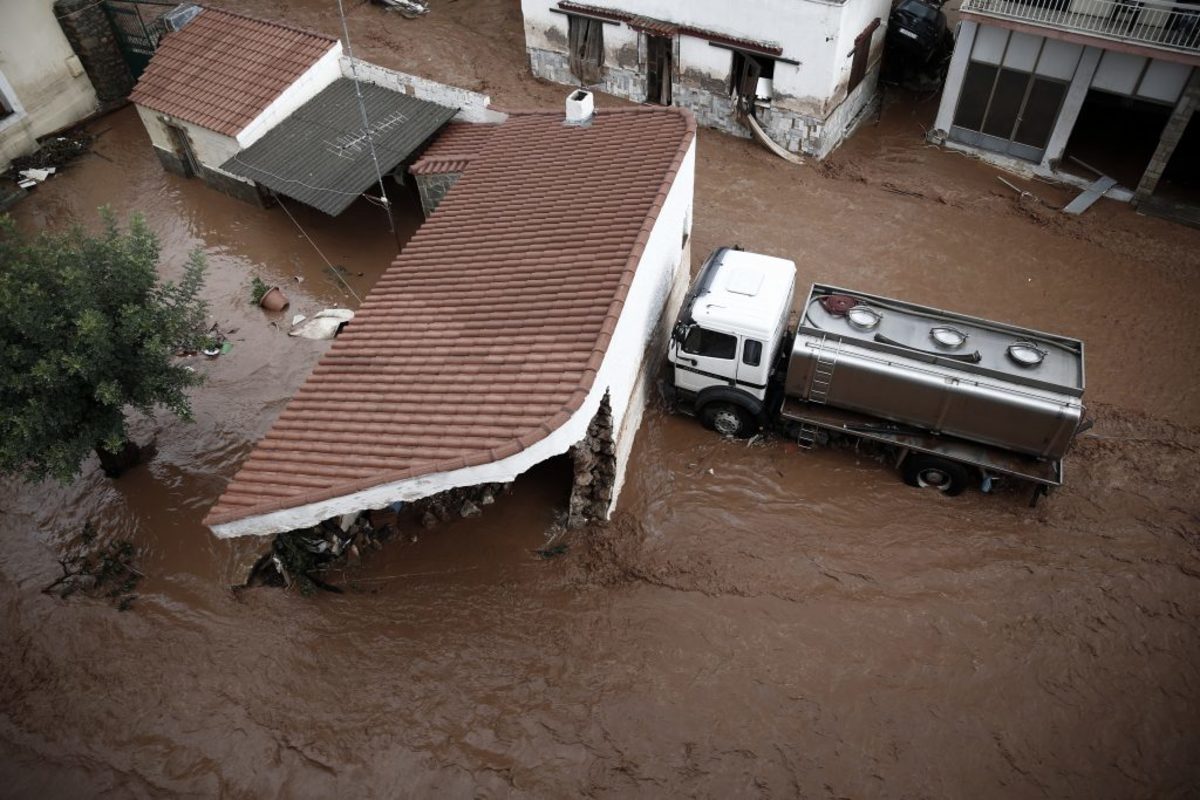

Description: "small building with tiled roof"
205 97 697 538
131 6 343 204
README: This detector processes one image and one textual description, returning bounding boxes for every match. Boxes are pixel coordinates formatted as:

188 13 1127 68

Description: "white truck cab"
668 247 796 435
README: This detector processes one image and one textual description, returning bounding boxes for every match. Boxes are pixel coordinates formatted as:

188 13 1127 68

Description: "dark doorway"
646 35 672 105
166 124 200 177
1155 111 1200 203
1062 89 1171 187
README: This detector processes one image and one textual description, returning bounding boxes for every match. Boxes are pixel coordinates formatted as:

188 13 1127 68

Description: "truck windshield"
682 327 737 359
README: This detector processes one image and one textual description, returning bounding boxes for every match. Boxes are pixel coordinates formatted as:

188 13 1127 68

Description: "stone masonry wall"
414 172 461 217
528 46 880 158
54 0 133 109
567 392 616 528
528 49 646 104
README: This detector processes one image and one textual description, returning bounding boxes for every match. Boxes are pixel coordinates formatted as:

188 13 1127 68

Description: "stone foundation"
414 172 461 216
527 47 881 159
54 0 134 110
567 392 616 528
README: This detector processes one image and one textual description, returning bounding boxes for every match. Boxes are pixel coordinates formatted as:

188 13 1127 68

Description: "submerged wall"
0 0 100 170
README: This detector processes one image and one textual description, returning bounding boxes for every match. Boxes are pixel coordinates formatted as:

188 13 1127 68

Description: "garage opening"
1062 89 1171 187
1154 111 1200 203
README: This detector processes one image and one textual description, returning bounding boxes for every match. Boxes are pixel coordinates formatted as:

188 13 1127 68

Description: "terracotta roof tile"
205 106 695 528
130 8 337 137
409 122 498 175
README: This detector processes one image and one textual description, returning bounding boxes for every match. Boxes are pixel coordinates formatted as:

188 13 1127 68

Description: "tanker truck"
667 247 1089 502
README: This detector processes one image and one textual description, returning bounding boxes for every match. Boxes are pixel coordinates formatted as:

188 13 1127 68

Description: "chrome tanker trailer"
667 247 1089 502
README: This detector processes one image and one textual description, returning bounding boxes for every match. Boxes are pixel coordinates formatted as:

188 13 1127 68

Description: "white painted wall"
521 0 891 116
342 57 508 123
0 0 99 169
209 129 697 538
135 104 248 182
237 42 343 148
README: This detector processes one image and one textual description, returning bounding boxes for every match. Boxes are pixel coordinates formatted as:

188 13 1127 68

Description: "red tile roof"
205 107 696 529
130 8 337 137
409 122 498 175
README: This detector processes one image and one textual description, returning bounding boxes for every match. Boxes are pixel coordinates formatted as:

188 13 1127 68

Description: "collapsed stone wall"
567 392 616 528
54 0 134 110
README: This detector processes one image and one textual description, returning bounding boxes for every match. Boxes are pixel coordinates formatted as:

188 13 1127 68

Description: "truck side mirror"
672 322 692 342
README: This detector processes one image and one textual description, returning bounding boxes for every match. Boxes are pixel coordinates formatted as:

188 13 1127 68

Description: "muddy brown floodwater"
3 2 1200 797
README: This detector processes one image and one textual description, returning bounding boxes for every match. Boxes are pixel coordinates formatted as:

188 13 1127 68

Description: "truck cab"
668 248 796 436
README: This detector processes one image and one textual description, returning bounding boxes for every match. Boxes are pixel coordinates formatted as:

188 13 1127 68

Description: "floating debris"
42 522 143 611
288 308 354 340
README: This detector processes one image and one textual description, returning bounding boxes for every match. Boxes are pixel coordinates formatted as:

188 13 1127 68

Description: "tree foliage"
0 209 207 482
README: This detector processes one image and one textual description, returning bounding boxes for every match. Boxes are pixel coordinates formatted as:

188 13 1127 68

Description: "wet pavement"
2 4 1200 796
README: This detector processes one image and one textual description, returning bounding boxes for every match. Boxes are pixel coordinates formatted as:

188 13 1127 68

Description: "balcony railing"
961 0 1200 54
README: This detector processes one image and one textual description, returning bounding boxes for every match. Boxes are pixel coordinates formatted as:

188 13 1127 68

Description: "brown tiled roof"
205 106 696 528
409 122 498 175
130 8 337 137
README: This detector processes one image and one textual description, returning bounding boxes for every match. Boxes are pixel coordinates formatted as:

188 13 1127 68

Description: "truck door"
674 326 739 395
736 337 769 400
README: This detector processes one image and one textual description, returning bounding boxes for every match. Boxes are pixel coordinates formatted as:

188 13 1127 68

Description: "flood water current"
1 103 1199 798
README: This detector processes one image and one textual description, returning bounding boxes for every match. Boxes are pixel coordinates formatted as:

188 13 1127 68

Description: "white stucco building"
932 0 1199 206
521 0 894 158
0 0 99 171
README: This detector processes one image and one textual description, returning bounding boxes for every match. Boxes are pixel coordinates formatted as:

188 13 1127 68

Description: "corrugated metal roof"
222 79 457 215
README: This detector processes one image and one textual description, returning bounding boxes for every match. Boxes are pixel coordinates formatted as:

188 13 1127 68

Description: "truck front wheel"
902 455 969 496
702 402 753 438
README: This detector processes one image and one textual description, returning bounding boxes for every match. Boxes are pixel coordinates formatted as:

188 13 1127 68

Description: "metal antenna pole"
336 0 402 249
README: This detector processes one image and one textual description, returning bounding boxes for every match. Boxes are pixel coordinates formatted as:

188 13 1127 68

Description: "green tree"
0 209 207 481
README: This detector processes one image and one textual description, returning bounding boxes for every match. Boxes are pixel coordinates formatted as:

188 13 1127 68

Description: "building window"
742 339 763 367
730 50 775 99
682 327 738 359
568 14 605 84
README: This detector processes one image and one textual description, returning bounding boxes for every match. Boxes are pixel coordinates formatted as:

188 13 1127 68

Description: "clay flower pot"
259 286 289 312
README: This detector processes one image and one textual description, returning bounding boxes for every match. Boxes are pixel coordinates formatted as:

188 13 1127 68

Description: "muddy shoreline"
2 0 1199 796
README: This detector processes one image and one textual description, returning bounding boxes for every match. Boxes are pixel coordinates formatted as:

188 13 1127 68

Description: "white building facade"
521 0 894 158
0 0 99 171
932 0 1200 204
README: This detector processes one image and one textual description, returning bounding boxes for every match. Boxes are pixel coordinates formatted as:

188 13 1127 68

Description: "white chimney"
565 89 594 125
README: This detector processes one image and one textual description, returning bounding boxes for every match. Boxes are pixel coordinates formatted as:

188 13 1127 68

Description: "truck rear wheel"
701 402 753 438
902 455 969 496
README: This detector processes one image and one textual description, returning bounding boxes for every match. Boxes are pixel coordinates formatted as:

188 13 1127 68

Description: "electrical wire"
224 153 366 198
277 199 363 304
335 0 396 237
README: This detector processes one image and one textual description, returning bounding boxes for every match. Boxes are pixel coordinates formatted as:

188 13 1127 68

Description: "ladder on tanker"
795 336 842 450
807 336 842 405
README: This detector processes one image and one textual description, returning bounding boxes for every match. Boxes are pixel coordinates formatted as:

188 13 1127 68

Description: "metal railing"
961 0 1200 54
